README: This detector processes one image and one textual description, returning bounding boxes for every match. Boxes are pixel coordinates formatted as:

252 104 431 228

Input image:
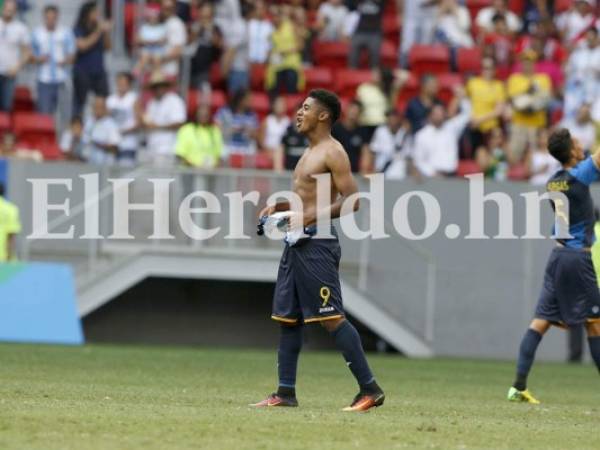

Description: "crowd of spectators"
1 0 600 185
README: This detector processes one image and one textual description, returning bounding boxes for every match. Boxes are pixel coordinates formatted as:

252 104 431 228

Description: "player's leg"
511 318 551 396
320 317 384 411
276 322 303 400
585 321 600 373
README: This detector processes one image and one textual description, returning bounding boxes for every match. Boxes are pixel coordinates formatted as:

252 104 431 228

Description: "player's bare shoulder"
324 136 352 171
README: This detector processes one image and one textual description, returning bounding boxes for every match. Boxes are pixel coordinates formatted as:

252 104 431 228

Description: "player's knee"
585 321 600 337
321 317 345 332
530 319 551 335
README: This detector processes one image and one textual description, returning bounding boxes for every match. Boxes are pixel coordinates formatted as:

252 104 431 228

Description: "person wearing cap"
142 71 187 167
506 50 552 162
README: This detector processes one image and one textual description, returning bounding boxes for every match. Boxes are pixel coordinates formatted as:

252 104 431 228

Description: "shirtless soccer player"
251 89 385 412
508 128 600 404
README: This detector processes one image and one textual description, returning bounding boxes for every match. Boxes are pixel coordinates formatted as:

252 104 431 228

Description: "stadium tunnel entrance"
83 277 391 353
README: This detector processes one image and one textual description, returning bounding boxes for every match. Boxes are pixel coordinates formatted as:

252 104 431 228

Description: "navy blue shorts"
272 230 344 325
535 247 600 327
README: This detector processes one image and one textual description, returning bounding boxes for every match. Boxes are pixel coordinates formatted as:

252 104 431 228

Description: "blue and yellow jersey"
547 157 600 249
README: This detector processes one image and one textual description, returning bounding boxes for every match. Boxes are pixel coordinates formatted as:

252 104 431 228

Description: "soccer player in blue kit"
508 128 600 404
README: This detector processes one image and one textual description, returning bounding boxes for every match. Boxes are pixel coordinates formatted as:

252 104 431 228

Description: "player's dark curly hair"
308 89 341 124
548 128 573 164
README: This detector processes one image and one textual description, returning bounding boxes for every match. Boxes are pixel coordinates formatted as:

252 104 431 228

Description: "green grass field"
1 343 599 450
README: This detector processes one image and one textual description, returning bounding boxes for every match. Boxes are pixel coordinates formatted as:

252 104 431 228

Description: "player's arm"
304 145 359 225
571 150 600 186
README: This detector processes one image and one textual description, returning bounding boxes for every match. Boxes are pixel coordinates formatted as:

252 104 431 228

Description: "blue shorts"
271 228 344 325
535 247 600 327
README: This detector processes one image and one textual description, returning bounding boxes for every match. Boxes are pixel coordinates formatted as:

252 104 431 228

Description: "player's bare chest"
293 152 329 185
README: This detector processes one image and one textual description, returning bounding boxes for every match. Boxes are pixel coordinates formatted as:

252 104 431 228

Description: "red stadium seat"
312 40 350 69
0 112 11 137
396 72 420 104
380 40 398 68
409 45 451 76
456 47 483 75
36 142 63 160
255 152 274 170
508 0 525 13
508 163 529 181
209 63 225 91
438 73 464 104
250 91 271 119
284 94 304 115
13 86 34 112
551 107 564 126
457 160 482 177
13 112 55 139
304 67 333 92
250 64 266 91
334 69 374 98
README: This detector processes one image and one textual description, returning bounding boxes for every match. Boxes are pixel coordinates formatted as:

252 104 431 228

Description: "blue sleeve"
31 31 40 56
569 156 600 186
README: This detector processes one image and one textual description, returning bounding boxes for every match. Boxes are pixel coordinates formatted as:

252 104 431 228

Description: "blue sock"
277 325 302 397
587 336 600 373
330 320 376 390
514 329 542 390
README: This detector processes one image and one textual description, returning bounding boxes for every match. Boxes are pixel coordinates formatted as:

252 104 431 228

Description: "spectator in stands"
0 181 21 262
405 73 442 135
82 96 121 166
265 6 304 97
412 86 471 177
369 109 411 179
72 1 111 119
215 89 259 157
561 103 597 152
475 0 522 34
176 0 192 23
274 121 309 172
564 28 600 120
215 0 243 32
332 99 371 173
526 128 561 186
475 127 512 180
247 0 273 64
348 0 383 69
222 12 250 94
434 0 474 49
107 72 140 167
59 116 85 162
133 5 167 79
189 2 223 93
356 68 408 140
175 103 223 168
398 0 436 68
142 72 187 167
481 14 515 79
291 5 311 64
466 57 507 152
261 96 290 155
556 0 596 45
31 5 75 115
159 0 187 79
522 0 553 33
316 0 349 42
0 131 42 161
507 50 552 162
0 0 30 112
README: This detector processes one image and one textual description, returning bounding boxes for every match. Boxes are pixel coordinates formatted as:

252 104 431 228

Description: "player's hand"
259 205 275 218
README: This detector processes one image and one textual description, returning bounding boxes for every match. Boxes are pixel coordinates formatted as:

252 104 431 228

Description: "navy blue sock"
277 325 302 397
587 336 600 373
330 320 376 390
513 329 543 391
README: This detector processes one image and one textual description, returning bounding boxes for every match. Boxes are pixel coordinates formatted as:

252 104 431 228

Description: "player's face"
296 97 321 134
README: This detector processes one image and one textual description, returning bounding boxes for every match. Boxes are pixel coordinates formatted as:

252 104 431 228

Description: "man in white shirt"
143 72 187 167
564 28 600 119
556 0 595 44
248 0 273 64
413 89 471 177
369 109 410 179
107 72 140 167
316 0 349 42
159 0 187 78
0 0 30 111
31 5 75 115
475 0 522 34
83 96 121 166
